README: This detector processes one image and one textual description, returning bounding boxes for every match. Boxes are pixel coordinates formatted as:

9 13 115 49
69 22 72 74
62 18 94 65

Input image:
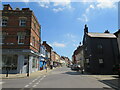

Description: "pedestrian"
45 64 47 72
81 66 84 74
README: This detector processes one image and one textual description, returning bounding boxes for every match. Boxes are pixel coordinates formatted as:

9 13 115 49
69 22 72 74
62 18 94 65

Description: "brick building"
51 51 60 67
1 4 41 74
72 45 84 68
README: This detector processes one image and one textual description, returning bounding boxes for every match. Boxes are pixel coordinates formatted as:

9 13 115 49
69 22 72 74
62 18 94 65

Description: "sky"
2 0 118 60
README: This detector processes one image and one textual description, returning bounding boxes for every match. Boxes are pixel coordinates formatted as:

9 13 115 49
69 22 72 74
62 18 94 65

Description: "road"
2 67 113 89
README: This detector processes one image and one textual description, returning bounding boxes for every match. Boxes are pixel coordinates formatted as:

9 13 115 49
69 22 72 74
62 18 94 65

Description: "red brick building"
1 4 41 74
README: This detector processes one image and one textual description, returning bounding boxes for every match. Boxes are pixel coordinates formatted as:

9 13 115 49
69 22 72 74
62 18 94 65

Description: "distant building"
83 25 119 74
39 45 47 70
51 51 60 67
1 4 41 74
61 56 70 66
42 41 53 69
74 45 84 67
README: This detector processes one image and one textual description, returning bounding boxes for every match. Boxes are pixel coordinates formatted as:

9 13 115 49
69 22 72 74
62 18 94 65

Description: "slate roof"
87 32 116 38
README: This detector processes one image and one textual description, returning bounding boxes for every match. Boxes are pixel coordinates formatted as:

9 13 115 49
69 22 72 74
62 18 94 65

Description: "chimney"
22 8 30 11
15 7 20 11
104 30 110 33
3 4 12 10
84 24 88 33
43 41 47 45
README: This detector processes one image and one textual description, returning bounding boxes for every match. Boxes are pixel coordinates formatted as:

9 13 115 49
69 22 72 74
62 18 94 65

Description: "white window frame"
18 35 24 44
99 59 104 64
17 32 26 44
19 19 26 26
2 18 8 27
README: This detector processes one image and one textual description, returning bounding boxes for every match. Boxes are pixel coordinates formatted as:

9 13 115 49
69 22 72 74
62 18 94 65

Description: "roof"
114 29 120 35
87 32 116 38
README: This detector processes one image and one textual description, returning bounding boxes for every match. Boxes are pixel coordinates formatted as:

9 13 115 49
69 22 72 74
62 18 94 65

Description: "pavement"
0 68 53 79
90 75 120 89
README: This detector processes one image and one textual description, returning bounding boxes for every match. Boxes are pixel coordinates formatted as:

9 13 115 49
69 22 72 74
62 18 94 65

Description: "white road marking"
25 85 29 88
0 82 4 85
32 85 37 87
35 83 39 85
29 82 32 84
40 78 43 80
25 75 46 88
32 80 36 82
43 75 46 78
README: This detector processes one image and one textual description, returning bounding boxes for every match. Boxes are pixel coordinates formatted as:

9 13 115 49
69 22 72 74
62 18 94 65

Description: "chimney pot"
3 4 12 10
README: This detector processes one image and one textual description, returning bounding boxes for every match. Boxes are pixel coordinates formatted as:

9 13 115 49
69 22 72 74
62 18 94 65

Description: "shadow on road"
99 78 120 90
62 71 82 75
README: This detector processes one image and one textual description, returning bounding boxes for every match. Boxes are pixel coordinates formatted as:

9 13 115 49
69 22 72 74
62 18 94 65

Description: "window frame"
19 19 26 27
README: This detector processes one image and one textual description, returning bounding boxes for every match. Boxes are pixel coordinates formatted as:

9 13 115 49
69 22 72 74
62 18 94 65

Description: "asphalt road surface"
2 66 113 89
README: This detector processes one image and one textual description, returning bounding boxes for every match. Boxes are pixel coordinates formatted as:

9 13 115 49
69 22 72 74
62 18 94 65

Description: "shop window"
32 57 35 68
24 55 28 65
2 55 18 70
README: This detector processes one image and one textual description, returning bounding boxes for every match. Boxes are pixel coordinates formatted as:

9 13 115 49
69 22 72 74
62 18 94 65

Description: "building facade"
39 45 47 70
1 4 41 74
83 25 119 74
115 29 120 58
42 41 53 69
51 51 60 67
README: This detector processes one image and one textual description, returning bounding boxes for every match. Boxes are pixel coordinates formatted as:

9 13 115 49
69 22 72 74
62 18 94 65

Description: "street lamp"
27 55 29 77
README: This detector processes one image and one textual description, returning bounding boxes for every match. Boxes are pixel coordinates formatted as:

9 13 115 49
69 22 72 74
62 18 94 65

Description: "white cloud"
52 8 64 12
65 33 76 38
77 14 88 22
37 0 73 12
53 0 71 6
52 42 66 47
38 1 50 8
96 0 116 9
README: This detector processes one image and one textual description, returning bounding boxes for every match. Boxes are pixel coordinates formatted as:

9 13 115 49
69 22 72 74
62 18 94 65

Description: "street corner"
1 74 27 79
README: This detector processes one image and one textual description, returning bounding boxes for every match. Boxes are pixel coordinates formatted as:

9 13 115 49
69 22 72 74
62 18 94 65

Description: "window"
97 44 103 49
0 32 7 44
17 32 26 44
34 22 36 30
2 19 8 26
32 57 36 68
32 36 35 46
2 55 18 70
24 55 28 65
0 18 2 26
99 59 103 64
97 44 103 54
19 19 26 26
86 59 89 63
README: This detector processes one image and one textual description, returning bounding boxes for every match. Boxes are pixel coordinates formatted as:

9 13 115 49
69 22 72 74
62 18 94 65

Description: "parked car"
71 64 81 71
113 64 120 77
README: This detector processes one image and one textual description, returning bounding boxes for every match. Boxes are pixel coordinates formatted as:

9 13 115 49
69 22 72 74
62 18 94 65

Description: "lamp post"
27 55 29 77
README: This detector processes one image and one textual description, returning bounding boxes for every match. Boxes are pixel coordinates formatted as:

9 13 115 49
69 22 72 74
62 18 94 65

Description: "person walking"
45 64 47 72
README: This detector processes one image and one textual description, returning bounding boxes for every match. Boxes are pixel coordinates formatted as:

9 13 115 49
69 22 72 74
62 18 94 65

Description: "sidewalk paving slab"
0 68 55 79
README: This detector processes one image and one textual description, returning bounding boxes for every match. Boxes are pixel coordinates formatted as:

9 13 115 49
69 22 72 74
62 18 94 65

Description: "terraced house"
1 4 41 74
